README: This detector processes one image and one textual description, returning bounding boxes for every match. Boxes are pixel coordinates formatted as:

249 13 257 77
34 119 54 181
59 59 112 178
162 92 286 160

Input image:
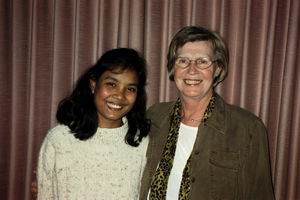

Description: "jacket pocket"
209 151 239 200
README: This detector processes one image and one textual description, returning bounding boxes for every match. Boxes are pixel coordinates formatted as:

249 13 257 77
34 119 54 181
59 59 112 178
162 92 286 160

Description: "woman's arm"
244 119 275 200
37 136 56 199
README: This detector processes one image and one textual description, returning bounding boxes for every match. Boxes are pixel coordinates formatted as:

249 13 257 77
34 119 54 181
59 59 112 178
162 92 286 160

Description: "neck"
180 94 212 126
98 119 123 129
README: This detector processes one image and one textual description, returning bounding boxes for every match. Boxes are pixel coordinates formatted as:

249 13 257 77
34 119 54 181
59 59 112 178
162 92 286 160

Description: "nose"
187 62 198 74
112 88 125 100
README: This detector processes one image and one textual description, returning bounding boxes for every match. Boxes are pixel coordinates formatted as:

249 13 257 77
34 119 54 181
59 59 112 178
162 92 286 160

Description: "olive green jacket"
140 93 275 200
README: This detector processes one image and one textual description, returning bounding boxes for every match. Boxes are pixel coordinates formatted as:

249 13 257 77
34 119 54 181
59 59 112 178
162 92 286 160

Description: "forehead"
177 41 214 56
100 67 138 83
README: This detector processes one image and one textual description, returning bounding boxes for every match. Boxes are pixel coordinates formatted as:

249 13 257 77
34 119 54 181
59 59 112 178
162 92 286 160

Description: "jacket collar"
203 93 226 134
152 93 227 135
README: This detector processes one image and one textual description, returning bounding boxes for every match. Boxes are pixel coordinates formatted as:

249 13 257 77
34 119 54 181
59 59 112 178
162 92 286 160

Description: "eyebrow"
104 76 138 87
177 56 211 59
104 76 118 82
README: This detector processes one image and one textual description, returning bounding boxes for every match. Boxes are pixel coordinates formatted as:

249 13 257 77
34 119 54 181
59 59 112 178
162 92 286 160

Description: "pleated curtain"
0 0 299 199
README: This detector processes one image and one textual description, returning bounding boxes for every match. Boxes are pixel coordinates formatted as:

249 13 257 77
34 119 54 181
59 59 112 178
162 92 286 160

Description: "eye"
127 87 137 93
105 82 116 87
177 57 189 64
197 58 210 65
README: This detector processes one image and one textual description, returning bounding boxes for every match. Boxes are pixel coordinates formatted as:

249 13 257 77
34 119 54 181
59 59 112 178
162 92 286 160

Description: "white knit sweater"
37 119 148 200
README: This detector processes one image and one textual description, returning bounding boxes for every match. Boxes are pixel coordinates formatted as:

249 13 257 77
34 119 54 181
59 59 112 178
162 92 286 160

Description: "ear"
90 79 96 94
215 66 222 77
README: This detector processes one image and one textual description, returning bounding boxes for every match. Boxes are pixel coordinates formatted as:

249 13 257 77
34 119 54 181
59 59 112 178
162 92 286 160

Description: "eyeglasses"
175 57 217 70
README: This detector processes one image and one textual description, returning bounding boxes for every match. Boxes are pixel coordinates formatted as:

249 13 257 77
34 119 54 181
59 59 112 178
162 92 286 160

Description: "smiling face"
90 67 138 128
174 41 221 102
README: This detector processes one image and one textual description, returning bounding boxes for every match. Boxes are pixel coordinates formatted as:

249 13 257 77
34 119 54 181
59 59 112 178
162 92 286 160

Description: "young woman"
37 48 150 200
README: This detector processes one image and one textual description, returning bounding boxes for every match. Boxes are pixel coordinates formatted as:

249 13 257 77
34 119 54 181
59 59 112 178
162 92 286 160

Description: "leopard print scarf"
149 96 216 200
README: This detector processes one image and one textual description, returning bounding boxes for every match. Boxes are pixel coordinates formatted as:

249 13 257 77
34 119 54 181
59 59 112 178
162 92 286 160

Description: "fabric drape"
0 0 299 200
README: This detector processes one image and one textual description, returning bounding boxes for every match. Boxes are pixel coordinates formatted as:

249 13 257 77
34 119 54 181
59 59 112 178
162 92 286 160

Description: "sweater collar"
96 117 129 135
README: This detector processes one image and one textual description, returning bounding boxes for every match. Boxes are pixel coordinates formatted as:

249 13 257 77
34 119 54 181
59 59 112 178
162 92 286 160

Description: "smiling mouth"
184 79 202 85
107 102 122 109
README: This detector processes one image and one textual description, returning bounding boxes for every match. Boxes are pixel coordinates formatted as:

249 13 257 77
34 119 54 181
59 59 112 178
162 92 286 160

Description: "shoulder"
147 101 175 127
47 124 71 137
43 124 76 146
38 125 72 164
147 101 175 118
140 135 149 146
215 94 266 131
137 135 149 152
226 102 264 126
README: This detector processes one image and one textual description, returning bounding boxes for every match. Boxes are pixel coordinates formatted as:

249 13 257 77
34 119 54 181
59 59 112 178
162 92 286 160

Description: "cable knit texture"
37 119 148 200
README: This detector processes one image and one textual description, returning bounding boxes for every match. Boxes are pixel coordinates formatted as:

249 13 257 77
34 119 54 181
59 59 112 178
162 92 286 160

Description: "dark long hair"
56 48 150 147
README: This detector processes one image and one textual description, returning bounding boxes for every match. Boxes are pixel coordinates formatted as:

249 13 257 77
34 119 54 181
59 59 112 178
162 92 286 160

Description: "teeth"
185 80 201 84
107 102 122 109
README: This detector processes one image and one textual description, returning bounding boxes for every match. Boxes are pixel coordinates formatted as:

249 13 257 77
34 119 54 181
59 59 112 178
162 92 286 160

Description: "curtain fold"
1 0 299 199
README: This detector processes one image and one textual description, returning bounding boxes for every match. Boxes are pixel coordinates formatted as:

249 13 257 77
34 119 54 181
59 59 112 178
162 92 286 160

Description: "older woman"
140 26 275 200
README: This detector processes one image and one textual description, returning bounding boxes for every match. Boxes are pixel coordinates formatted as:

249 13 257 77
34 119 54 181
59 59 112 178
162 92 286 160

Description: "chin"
181 89 202 96
181 93 201 99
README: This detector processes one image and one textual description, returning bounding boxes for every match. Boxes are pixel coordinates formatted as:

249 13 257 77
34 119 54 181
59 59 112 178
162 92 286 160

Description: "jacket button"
194 150 199 155
191 177 195 183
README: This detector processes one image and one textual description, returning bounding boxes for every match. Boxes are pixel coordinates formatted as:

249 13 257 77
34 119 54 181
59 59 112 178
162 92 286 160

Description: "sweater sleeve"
137 136 149 200
37 135 56 200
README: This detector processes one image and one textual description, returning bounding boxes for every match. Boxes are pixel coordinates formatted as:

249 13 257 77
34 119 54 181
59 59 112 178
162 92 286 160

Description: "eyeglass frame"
174 56 218 70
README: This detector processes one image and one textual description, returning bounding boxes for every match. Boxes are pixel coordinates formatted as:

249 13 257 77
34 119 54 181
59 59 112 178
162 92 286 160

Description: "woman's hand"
31 170 37 200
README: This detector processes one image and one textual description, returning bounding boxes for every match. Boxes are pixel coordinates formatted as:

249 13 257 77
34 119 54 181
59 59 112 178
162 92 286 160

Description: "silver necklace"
190 118 202 122
181 113 202 122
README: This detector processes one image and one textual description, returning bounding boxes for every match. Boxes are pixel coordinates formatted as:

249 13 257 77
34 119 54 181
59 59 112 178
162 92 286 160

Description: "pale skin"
174 41 222 127
90 67 138 128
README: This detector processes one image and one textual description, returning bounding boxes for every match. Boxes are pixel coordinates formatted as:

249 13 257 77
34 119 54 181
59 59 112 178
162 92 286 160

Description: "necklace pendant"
191 119 194 122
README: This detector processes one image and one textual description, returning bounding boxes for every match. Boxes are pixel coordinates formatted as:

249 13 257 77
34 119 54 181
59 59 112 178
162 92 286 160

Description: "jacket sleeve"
37 135 56 200
243 119 275 200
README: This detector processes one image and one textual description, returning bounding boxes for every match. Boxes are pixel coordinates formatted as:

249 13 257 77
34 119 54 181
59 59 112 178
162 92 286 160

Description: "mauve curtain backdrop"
0 0 299 199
